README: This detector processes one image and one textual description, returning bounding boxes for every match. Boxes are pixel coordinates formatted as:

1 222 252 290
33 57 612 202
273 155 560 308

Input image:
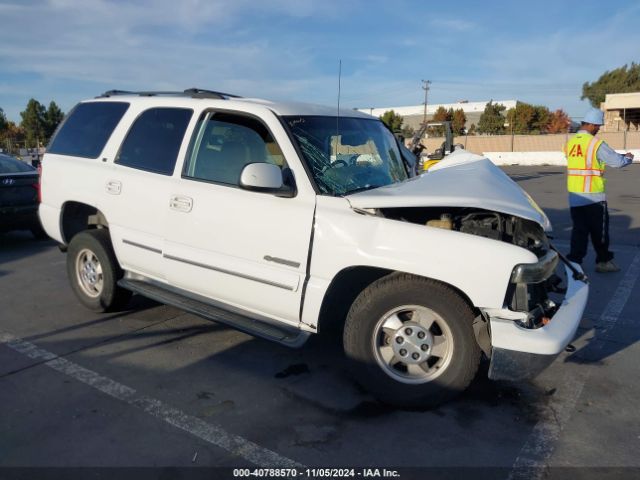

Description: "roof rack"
97 88 241 100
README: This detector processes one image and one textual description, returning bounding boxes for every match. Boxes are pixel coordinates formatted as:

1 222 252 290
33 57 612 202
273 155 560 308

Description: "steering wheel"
322 158 351 173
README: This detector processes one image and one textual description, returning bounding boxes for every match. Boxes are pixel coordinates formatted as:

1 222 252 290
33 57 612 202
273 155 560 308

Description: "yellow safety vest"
564 133 605 193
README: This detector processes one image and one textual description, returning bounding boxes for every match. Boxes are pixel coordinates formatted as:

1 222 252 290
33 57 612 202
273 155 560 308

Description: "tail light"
31 182 41 203
32 163 42 203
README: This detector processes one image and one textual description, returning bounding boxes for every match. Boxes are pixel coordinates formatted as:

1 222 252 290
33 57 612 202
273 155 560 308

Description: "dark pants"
567 201 613 264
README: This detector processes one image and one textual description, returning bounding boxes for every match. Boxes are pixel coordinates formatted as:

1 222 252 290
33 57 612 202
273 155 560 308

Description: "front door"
163 110 315 326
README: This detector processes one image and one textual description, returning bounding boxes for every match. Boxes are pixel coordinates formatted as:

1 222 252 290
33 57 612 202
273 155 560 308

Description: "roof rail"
97 88 241 100
183 88 242 99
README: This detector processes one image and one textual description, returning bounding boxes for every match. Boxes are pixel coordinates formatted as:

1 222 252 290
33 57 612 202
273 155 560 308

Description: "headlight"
510 250 559 284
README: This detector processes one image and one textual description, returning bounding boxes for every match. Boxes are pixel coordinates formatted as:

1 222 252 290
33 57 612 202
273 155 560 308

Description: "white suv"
39 89 589 407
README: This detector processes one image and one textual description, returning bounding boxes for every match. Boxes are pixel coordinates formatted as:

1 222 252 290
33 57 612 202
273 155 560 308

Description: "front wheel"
343 273 481 408
66 229 131 312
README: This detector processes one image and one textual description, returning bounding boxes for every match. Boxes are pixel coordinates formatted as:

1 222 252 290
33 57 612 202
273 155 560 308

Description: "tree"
582 62 640 107
477 101 506 135
467 123 477 136
546 109 571 133
451 108 467 136
428 106 449 135
505 102 551 134
44 101 64 139
0 108 7 133
401 125 415 138
379 110 404 134
0 120 25 154
20 99 46 149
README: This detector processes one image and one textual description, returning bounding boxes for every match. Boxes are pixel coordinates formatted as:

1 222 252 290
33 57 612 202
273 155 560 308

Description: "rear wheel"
343 273 480 408
66 229 131 312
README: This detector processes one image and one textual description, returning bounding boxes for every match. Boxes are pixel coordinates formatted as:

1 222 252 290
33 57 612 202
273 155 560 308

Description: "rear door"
163 110 316 325
102 106 193 281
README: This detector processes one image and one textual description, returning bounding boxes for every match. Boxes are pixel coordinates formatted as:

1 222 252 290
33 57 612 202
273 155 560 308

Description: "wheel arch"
60 201 109 244
316 266 478 333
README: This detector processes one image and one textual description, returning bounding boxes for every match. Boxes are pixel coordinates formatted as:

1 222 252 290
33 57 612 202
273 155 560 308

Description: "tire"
66 229 132 312
343 273 481 408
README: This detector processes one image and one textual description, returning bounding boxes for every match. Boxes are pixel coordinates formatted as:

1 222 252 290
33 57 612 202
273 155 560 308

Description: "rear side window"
48 102 129 159
116 108 192 175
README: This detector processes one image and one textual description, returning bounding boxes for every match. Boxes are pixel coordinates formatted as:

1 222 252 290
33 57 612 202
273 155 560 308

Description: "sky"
1 0 639 123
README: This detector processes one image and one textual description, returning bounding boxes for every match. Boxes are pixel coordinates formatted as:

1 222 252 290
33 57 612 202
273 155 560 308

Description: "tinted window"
116 108 192 175
183 112 286 185
48 102 129 158
0 154 36 173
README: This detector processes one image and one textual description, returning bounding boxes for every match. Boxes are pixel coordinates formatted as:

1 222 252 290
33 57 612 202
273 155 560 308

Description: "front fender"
300 197 537 328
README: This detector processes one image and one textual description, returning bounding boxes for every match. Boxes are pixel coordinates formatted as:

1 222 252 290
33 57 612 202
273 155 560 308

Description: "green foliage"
505 102 551 134
18 99 64 148
44 101 64 139
477 101 506 135
582 63 640 107
467 123 477 136
401 125 415 138
0 108 7 133
379 110 404 134
20 99 46 148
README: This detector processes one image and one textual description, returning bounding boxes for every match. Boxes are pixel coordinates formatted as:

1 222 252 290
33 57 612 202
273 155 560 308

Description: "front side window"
284 116 408 196
116 107 192 175
183 112 287 186
48 102 129 159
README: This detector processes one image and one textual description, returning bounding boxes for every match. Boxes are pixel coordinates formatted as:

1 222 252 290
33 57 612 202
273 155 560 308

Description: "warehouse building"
358 100 517 131
601 92 640 132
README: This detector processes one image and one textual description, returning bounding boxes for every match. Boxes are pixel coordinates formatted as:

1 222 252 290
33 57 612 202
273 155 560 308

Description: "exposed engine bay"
376 206 567 330
378 206 549 256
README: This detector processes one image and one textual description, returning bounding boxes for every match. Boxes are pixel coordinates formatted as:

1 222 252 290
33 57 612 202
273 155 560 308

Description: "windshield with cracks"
284 116 408 196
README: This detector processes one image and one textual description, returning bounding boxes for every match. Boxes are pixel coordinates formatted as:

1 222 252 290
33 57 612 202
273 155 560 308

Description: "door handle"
169 195 193 212
106 180 122 195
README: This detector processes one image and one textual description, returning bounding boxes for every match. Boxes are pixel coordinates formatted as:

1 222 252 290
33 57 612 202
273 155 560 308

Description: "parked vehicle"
39 89 588 407
0 153 47 239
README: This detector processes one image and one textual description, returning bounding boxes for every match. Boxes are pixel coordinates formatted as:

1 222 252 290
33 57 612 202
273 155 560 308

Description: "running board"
118 279 310 348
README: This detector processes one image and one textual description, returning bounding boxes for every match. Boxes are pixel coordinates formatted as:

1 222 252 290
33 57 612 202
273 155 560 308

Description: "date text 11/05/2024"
232 468 400 478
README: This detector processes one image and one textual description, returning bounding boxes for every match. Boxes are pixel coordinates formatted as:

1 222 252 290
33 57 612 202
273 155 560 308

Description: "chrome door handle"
169 195 193 212
106 180 122 195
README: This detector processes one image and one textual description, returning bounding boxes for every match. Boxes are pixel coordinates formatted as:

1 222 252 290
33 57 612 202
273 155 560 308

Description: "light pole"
421 80 431 125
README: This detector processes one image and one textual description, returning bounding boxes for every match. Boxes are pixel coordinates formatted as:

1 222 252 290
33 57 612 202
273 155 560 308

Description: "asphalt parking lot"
1 165 639 479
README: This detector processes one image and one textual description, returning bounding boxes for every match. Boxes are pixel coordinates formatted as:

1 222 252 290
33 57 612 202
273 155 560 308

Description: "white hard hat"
583 107 604 125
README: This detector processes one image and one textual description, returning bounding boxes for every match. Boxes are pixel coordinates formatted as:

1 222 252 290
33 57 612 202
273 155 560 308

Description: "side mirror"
239 163 294 197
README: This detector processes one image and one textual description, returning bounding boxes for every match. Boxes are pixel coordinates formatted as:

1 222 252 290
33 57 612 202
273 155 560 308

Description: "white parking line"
0 332 303 468
508 249 640 479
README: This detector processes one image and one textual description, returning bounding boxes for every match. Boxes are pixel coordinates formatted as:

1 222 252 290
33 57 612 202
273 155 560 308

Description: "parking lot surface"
1 165 639 479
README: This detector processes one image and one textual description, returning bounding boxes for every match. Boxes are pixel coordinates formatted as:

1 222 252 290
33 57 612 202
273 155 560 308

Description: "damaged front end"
346 156 589 382
376 205 589 382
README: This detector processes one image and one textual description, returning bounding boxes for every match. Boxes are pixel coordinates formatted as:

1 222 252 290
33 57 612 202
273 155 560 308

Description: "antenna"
335 59 342 160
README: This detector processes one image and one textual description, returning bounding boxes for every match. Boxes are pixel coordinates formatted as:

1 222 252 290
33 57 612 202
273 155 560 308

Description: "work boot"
595 260 621 273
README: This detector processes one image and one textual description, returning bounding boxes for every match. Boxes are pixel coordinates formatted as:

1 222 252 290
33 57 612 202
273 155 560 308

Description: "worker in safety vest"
565 108 634 273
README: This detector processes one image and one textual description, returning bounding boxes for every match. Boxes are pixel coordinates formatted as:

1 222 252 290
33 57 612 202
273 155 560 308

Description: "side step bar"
118 279 310 348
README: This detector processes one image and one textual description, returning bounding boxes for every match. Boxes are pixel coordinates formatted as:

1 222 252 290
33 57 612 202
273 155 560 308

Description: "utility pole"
421 79 431 125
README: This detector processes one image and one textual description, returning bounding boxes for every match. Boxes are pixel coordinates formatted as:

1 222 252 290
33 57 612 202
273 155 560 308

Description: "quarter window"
184 112 286 185
116 107 192 175
48 102 129 159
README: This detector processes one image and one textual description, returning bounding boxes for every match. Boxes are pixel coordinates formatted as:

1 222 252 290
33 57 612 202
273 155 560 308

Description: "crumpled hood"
347 151 552 231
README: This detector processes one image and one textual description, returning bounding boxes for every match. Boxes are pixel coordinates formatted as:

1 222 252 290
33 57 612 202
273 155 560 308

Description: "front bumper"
484 263 589 381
